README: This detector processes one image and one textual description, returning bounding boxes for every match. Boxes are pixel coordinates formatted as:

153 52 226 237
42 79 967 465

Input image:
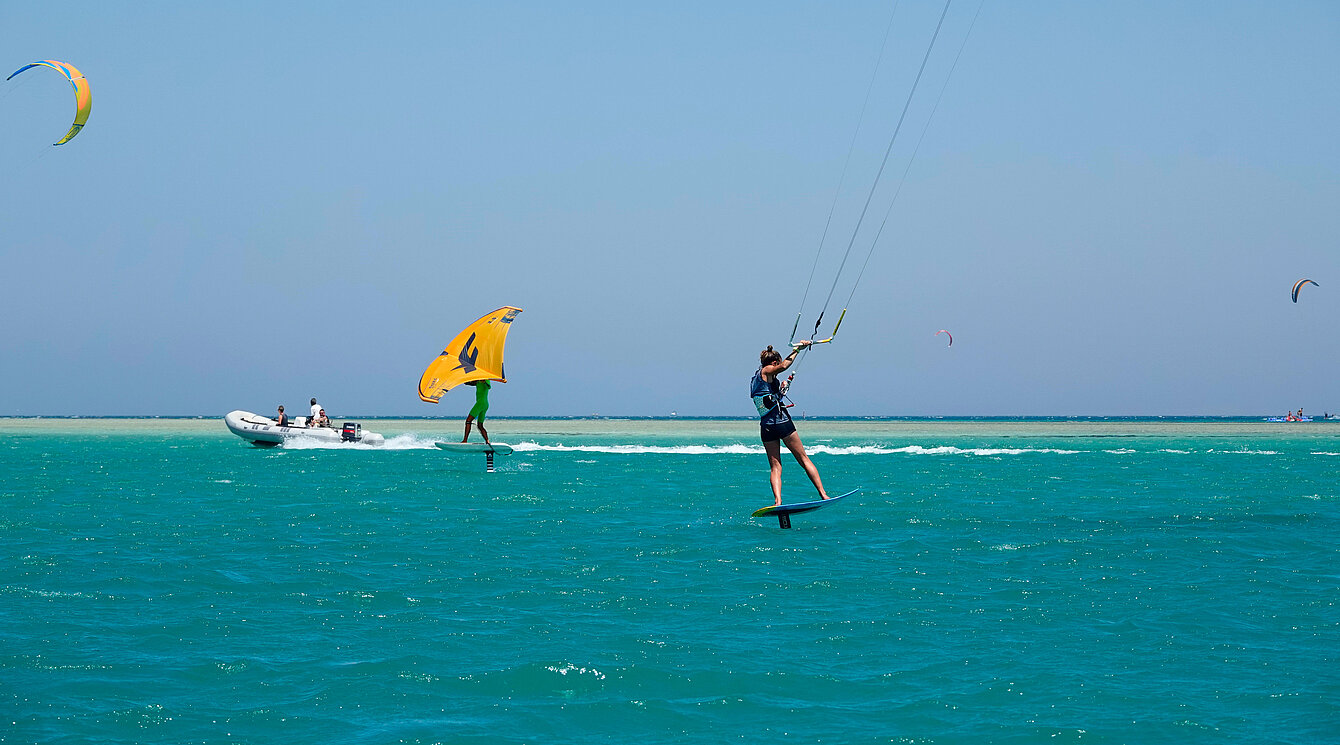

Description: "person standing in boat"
275 405 289 427
310 398 322 424
462 380 492 445
752 341 827 506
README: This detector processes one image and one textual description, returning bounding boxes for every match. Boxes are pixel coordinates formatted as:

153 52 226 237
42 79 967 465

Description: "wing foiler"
418 306 523 403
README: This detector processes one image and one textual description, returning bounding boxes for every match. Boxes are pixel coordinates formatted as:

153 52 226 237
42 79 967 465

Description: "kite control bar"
785 308 846 390
793 308 846 349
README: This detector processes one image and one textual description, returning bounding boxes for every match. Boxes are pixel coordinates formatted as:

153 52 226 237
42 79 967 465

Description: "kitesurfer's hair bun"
760 345 782 366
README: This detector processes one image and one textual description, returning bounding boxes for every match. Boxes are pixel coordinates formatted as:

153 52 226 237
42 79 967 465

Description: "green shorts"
469 400 489 422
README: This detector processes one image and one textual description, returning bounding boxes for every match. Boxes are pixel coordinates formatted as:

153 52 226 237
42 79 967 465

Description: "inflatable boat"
224 410 385 447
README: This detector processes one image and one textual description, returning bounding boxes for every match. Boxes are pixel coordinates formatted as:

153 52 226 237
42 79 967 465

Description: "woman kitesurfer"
462 380 492 444
753 342 828 506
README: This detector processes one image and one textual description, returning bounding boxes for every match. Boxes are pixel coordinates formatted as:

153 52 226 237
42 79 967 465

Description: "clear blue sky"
2 1 1337 417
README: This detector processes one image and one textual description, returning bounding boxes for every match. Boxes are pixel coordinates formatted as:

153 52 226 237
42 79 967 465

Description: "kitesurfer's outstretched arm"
762 340 810 379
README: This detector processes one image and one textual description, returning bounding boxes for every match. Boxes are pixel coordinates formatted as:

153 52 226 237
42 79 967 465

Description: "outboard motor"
340 422 363 443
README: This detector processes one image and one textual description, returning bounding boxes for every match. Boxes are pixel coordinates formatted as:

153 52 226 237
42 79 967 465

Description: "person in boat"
462 380 492 444
275 405 289 427
314 408 331 428
753 341 827 507
310 398 322 421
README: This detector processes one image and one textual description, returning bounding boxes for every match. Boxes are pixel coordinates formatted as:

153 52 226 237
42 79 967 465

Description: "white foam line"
508 442 1083 456
863 445 1083 456
510 442 758 455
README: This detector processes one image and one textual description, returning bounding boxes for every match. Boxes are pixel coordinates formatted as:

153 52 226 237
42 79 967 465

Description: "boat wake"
508 442 1083 456
270 439 1306 458
280 433 442 451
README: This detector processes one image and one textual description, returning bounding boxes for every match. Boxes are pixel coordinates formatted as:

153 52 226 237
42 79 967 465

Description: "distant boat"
224 410 384 446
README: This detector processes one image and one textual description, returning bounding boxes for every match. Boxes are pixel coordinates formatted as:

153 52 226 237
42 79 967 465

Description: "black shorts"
760 419 797 443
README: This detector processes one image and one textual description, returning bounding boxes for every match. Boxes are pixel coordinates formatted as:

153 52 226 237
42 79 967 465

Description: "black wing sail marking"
453 332 480 374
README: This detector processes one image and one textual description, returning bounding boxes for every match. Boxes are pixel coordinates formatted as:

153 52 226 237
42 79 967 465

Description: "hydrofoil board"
752 488 859 529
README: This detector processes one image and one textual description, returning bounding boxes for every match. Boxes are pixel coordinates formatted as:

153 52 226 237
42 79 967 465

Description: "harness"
750 369 792 422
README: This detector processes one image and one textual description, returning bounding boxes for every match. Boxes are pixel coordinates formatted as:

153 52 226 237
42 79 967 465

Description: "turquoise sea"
2 417 1337 744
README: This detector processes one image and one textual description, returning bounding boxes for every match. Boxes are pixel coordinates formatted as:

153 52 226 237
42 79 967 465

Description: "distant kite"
6 60 91 145
1292 278 1318 303
936 329 953 347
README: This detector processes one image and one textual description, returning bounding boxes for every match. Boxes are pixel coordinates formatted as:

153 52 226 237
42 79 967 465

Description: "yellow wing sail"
418 307 523 403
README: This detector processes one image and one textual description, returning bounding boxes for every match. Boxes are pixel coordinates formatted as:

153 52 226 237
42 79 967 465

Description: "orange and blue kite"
7 60 91 145
1292 278 1318 303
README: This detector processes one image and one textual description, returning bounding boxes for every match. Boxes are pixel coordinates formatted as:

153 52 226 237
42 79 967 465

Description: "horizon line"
1 414 1331 421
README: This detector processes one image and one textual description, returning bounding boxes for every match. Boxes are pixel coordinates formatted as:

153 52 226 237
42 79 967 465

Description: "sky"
1 1 1337 417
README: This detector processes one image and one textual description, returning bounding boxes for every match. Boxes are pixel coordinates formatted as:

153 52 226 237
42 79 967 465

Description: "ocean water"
2 418 1337 744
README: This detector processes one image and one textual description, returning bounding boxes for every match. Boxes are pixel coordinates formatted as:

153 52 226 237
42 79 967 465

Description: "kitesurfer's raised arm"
762 340 812 378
